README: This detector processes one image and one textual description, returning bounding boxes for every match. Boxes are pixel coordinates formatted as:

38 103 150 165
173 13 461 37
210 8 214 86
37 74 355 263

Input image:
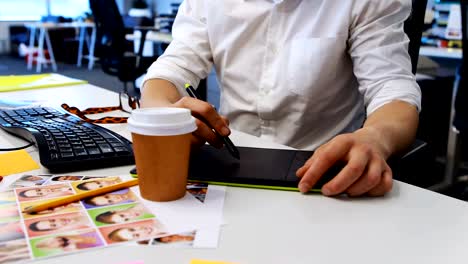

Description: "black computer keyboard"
0 107 134 172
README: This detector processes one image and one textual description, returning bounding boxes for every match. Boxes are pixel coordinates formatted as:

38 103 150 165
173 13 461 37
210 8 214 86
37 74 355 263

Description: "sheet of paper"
0 73 87 92
0 174 225 262
0 150 40 176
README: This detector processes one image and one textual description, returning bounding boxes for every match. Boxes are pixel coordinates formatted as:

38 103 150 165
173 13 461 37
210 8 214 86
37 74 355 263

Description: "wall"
154 0 182 15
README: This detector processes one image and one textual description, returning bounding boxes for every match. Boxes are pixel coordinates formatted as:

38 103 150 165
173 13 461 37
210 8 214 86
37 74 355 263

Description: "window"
49 0 90 19
0 0 90 21
0 0 47 21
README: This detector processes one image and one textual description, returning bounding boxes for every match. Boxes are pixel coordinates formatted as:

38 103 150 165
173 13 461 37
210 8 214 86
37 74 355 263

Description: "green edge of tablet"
130 171 321 193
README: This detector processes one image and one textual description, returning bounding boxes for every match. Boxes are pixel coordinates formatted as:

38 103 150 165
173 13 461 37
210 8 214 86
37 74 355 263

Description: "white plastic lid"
127 107 197 136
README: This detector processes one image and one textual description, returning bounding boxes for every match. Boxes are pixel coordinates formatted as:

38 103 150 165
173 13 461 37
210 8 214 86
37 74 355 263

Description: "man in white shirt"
141 0 421 197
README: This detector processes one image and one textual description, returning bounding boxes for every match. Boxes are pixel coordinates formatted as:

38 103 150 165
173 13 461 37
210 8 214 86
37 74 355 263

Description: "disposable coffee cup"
128 107 197 201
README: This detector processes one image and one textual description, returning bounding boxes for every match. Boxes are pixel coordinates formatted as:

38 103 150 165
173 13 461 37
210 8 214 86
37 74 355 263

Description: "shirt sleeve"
143 0 213 95
348 0 422 115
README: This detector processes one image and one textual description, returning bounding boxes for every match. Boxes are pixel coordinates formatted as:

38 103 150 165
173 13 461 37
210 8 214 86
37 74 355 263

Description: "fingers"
296 133 393 197
175 97 230 136
297 136 353 193
367 169 393 196
344 156 385 197
192 119 224 148
320 146 370 196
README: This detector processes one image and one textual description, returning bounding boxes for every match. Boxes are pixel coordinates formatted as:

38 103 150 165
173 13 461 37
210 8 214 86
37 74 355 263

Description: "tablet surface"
188 145 341 192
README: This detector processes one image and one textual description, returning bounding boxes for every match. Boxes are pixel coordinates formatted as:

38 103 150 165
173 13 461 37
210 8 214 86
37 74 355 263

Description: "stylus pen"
185 83 240 160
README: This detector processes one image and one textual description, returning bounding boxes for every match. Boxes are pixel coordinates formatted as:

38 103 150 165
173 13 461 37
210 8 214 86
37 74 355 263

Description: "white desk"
2 84 468 263
419 46 462 60
24 22 96 73
126 30 173 44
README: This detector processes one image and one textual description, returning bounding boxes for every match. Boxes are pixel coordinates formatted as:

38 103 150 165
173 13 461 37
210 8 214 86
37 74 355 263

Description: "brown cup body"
131 132 191 201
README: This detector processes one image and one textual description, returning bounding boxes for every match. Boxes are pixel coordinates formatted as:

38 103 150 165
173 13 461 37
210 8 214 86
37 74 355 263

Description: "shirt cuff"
142 61 200 96
366 79 422 115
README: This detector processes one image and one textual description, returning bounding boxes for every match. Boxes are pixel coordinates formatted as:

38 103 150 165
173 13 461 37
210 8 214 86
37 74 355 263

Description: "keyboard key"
75 149 88 156
61 152 75 158
98 144 113 154
88 148 101 155
114 147 129 153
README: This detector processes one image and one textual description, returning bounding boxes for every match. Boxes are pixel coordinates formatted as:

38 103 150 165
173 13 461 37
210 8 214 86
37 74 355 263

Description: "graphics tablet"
187 145 342 192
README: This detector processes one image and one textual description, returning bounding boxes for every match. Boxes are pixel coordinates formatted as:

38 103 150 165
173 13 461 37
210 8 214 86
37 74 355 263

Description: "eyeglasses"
61 92 140 124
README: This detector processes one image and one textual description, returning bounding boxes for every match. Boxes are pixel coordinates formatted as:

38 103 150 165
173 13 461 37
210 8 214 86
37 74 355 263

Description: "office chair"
89 0 155 96
432 0 468 193
405 0 429 74
391 0 434 187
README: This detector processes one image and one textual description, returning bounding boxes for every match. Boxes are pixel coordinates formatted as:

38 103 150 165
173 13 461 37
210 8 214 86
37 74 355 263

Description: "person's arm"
141 0 230 147
297 0 421 196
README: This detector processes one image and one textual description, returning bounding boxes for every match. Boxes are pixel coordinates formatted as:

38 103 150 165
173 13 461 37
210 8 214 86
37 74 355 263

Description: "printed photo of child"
82 176 106 180
25 211 93 238
0 191 16 205
186 182 208 203
30 229 104 258
0 222 25 243
82 188 137 209
50 175 84 182
0 203 19 223
16 184 74 202
0 239 30 263
20 201 82 220
72 177 121 192
99 219 166 244
87 203 155 227
10 175 52 188
150 231 196 248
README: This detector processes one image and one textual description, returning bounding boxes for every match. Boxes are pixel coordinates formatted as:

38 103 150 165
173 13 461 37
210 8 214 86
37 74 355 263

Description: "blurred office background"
0 0 468 199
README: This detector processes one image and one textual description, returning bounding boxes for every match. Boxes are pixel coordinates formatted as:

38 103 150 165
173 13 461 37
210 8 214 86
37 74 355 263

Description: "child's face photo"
20 201 82 220
0 203 20 223
0 222 25 243
187 182 208 203
51 175 84 182
99 219 167 244
0 191 16 204
10 175 52 188
87 203 155 226
29 229 105 258
72 177 121 192
82 188 137 209
16 184 74 202
151 231 196 248
25 211 93 238
0 239 30 263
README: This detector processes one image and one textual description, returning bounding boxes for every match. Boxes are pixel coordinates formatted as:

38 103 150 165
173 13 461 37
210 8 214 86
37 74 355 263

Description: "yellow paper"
0 73 87 92
0 150 40 176
190 260 236 264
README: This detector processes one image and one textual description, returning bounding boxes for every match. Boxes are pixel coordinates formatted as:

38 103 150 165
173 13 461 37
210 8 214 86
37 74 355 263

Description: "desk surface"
419 46 462 60
1 84 468 263
24 22 95 29
126 31 173 44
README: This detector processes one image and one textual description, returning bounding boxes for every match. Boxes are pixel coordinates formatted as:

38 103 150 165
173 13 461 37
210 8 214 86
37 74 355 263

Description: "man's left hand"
296 130 393 197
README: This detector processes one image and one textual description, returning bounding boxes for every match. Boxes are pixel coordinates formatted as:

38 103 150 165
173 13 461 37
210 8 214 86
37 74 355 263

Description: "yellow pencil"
23 178 139 214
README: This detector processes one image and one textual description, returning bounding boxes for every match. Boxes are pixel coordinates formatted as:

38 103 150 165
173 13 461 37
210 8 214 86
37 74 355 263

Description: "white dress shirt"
144 0 421 150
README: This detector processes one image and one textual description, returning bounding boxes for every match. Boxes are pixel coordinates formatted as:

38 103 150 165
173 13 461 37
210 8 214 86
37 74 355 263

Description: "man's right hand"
141 79 231 149
173 97 231 148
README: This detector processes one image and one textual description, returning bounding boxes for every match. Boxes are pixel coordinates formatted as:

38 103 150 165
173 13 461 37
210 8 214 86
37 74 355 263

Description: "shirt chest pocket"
284 36 347 97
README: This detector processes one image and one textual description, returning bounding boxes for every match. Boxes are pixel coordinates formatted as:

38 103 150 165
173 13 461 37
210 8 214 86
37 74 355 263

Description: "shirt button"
271 46 278 55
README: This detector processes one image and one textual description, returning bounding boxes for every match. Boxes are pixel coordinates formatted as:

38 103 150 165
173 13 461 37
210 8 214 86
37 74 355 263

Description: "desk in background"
419 46 462 60
1 84 468 263
126 30 173 57
24 22 96 73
